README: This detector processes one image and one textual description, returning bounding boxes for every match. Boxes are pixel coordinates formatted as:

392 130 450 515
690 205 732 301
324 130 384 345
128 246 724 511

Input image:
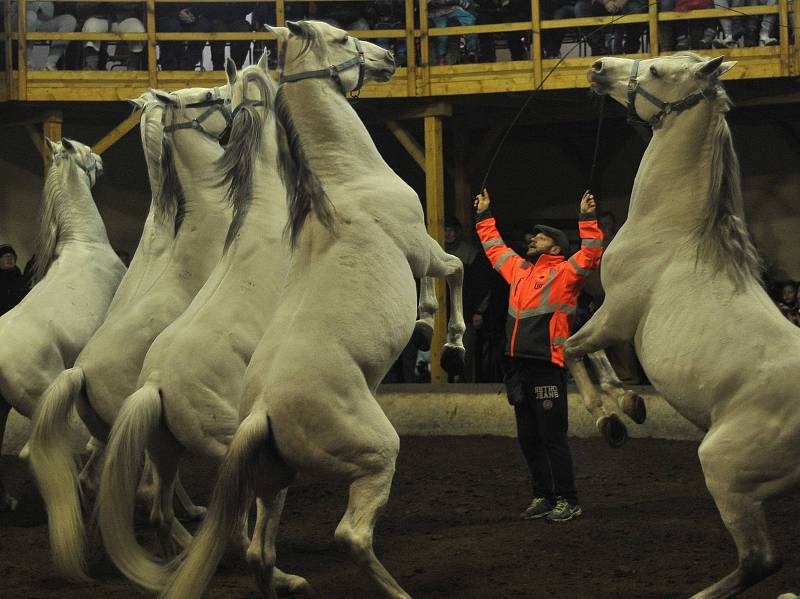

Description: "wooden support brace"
93 112 140 155
424 115 447 384
387 120 425 170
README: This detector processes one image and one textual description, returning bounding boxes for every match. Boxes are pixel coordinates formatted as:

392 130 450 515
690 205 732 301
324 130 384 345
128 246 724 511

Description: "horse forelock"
274 87 336 249
695 112 763 287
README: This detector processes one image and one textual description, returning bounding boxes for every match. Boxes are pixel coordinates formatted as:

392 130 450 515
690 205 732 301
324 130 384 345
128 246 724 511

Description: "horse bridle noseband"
626 59 719 129
279 37 366 97
162 87 233 142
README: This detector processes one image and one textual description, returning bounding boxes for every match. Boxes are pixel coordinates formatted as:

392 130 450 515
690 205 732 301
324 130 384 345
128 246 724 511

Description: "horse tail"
98 381 171 591
162 411 269 599
28 367 91 581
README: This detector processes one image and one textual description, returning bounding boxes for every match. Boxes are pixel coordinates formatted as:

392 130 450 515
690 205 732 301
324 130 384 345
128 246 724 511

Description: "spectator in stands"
0 245 28 316
371 0 407 66
428 0 479 65
476 0 530 62
205 4 252 70
672 0 719 50
541 0 580 58
309 1 371 29
156 4 209 70
11 1 77 70
574 0 648 55
714 0 747 48
777 282 800 326
743 0 778 46
78 3 145 70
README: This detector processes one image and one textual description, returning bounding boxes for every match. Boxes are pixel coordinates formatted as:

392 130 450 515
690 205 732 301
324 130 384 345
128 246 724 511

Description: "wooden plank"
405 0 416 97
428 21 532 36
92 112 140 155
146 0 156 88
24 32 148 41
419 0 430 96
17 0 25 101
424 115 446 384
276 0 285 25
531 0 542 88
778 0 789 76
648 0 659 56
387 120 425 170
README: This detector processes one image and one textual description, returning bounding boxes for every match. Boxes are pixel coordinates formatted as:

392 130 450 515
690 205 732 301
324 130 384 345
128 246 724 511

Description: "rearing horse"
162 20 464 599
575 52 800 598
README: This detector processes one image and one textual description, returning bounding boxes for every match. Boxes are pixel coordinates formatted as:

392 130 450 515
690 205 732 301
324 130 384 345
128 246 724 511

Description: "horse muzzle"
587 60 610 94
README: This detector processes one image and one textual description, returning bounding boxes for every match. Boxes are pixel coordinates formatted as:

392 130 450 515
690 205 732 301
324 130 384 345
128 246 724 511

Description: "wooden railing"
2 0 798 101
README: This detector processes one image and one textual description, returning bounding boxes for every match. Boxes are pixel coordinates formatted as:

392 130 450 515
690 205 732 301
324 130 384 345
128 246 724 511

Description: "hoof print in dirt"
440 345 465 376
600 414 628 449
411 322 433 351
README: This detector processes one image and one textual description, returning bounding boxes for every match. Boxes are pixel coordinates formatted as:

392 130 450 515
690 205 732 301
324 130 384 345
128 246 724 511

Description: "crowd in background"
1 0 794 71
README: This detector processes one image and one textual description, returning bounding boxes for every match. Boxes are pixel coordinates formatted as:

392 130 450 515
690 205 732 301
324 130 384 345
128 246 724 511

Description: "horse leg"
78 437 105 498
587 350 647 424
425 244 467 375
334 469 411 599
247 491 311 597
563 304 631 361
566 358 627 448
691 427 784 598
411 276 437 352
174 471 207 521
0 398 19 511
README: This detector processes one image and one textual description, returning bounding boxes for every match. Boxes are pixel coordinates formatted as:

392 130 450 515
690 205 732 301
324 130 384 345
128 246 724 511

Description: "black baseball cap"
0 244 17 259
532 225 569 255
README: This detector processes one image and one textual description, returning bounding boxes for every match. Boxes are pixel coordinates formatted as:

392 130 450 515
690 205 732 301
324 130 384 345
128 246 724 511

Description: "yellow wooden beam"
648 0 660 56
17 0 26 101
146 0 156 88
92 112 141 155
405 0 416 97
778 0 790 76
387 121 425 170
424 115 447 384
42 110 63 174
531 0 542 88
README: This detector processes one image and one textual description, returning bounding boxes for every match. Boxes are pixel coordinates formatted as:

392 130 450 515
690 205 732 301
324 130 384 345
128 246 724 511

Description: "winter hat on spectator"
0 244 17 259
532 225 569 255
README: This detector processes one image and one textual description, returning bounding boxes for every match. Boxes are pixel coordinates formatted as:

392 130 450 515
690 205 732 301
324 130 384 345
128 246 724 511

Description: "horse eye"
650 66 660 78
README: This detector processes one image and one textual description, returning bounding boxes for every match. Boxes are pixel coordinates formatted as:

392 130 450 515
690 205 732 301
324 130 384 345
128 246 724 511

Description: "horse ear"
266 25 289 43
61 138 76 153
694 56 725 79
44 136 57 158
285 21 305 37
717 60 737 77
150 88 176 105
225 57 238 85
257 48 269 72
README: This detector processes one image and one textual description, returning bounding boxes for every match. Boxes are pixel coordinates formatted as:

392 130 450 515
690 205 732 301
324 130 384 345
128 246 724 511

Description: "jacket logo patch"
534 385 559 400
542 399 554 410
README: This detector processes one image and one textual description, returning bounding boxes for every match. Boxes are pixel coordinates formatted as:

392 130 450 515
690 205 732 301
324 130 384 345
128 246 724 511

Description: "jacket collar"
529 253 565 269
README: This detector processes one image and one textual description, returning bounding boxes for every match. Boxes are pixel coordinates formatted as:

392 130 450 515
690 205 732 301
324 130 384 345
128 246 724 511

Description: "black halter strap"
627 59 719 129
162 88 233 141
279 38 366 97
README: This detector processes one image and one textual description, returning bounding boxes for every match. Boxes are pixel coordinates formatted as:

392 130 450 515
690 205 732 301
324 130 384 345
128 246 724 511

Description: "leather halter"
626 59 719 129
162 87 233 142
279 37 366 97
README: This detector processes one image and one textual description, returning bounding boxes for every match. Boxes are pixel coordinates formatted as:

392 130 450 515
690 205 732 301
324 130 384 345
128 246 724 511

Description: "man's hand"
474 188 491 214
580 190 596 214
603 0 621 13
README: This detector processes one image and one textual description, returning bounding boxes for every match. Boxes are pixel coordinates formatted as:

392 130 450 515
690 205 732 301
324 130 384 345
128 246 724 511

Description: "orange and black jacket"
475 210 603 367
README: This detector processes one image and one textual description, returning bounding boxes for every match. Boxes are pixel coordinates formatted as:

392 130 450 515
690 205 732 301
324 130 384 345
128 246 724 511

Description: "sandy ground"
1 436 798 599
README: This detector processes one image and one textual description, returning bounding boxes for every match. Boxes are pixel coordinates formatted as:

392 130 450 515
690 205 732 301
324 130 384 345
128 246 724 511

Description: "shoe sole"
547 508 583 522
521 511 553 520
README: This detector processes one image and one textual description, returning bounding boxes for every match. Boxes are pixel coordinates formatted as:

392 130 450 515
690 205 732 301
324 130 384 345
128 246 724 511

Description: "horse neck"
169 131 224 216
281 80 386 189
629 101 721 231
250 111 288 225
44 161 110 246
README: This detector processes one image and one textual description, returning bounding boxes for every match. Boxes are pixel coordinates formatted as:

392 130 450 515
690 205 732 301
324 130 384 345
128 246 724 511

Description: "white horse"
27 85 233 581
0 138 124 511
575 52 800 598
96 55 308 595
161 20 465 599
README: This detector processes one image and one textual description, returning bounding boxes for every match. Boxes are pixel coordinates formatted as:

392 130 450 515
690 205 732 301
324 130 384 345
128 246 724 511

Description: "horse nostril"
591 60 604 73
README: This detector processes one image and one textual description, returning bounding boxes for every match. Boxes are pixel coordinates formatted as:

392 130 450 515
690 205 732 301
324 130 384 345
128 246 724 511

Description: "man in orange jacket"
474 188 603 522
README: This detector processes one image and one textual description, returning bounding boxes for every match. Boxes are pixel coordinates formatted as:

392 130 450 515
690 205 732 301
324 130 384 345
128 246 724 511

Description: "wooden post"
424 115 447 384
419 0 431 96
404 0 416 96
795 0 800 77
4 0 11 99
17 0 26 100
649 0 660 55
276 0 286 26
778 0 790 76
42 110 63 175
146 0 156 87
530 0 542 87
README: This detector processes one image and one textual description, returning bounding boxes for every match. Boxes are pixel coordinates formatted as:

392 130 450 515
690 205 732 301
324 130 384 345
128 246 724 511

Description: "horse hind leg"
566 358 627 448
0 398 19 511
174 471 207 521
424 244 467 376
411 276 437 352
587 350 647 425
335 468 411 599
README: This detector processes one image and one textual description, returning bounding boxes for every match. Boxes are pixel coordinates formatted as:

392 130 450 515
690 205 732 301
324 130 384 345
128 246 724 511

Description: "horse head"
267 20 396 95
587 53 736 129
149 84 233 144
44 137 103 188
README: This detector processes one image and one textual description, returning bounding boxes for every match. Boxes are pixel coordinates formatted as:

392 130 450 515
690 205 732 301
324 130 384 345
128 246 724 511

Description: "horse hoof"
183 505 207 521
599 414 628 448
622 392 647 424
278 577 313 596
411 321 433 351
0 494 19 512
440 345 465 376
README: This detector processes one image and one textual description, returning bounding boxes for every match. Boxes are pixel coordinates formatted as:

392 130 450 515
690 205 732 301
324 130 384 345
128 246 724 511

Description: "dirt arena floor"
1 436 799 599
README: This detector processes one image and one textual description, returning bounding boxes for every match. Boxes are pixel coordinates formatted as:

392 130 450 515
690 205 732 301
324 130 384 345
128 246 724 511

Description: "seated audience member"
156 3 209 70
428 0 479 65
575 0 648 55
777 282 800 326
78 3 146 70
541 0 579 58
714 0 746 47
672 0 719 50
743 0 778 46
309 1 371 29
11 1 77 70
204 3 252 70
371 0 407 66
0 245 28 316
476 0 530 62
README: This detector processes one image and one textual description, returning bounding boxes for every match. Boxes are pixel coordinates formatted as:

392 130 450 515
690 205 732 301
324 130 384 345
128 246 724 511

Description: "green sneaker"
546 497 582 522
521 497 554 520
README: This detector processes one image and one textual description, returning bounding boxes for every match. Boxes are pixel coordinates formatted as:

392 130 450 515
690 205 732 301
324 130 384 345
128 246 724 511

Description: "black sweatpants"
505 358 577 503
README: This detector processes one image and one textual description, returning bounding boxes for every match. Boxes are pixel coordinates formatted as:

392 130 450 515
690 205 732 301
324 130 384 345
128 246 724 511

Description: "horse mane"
138 101 164 200
673 54 764 286
217 70 274 250
156 129 186 236
32 154 81 283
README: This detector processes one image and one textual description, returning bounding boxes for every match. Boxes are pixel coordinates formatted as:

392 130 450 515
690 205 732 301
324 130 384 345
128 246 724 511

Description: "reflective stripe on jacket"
475 210 603 366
